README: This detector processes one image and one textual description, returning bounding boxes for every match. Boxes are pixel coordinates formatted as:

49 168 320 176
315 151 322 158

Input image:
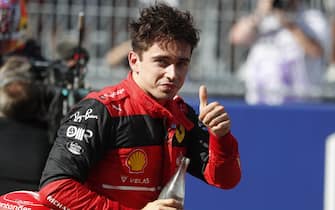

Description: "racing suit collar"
124 72 194 130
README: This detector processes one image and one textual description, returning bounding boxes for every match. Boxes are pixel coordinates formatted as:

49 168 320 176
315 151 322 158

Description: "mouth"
159 83 177 91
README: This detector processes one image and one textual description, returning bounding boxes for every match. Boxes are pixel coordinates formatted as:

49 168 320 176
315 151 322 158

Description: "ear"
128 51 140 72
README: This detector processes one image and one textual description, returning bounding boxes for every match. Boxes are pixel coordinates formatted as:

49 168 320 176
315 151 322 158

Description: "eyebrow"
152 55 190 63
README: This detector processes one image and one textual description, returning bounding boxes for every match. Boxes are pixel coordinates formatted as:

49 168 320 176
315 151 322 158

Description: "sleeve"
39 179 137 210
302 10 330 55
185 105 241 190
38 99 136 210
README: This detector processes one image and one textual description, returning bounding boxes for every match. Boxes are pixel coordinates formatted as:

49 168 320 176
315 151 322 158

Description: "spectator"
324 0 335 82
39 3 241 210
0 0 46 69
0 56 51 195
229 0 330 105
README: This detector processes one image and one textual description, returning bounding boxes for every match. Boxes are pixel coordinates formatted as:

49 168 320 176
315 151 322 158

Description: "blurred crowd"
229 0 333 105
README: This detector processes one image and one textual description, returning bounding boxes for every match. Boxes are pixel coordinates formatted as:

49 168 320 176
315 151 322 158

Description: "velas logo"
126 149 148 174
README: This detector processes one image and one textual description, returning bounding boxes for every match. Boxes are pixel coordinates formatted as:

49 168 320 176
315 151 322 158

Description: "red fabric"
39 179 136 210
87 73 194 130
0 190 50 210
204 132 241 189
122 73 194 130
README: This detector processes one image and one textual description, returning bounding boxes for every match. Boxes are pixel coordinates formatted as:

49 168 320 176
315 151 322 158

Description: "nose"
165 64 177 80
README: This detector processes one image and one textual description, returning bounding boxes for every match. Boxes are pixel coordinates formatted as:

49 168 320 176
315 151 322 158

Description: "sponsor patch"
47 195 70 210
120 175 128 183
66 126 93 143
70 108 98 122
0 191 46 210
119 175 150 184
99 88 126 100
126 149 148 174
66 141 84 155
111 103 122 112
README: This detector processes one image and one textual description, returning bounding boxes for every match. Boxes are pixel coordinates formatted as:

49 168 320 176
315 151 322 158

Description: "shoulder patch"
86 86 129 105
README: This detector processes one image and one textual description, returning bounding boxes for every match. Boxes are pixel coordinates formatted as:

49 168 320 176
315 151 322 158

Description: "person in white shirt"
229 0 330 105
323 0 335 82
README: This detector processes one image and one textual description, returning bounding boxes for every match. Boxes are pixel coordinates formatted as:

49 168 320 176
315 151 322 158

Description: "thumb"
199 85 208 112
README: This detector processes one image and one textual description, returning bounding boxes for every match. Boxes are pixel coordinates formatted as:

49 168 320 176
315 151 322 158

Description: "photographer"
0 56 51 194
229 0 330 105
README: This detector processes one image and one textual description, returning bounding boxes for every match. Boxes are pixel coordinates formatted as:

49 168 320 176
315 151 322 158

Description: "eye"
155 58 170 68
177 60 189 68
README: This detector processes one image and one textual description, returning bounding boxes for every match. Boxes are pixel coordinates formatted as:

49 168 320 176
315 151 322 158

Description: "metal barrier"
324 133 335 210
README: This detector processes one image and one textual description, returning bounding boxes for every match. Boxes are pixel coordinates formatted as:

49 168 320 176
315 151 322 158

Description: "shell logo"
175 125 185 143
126 149 148 173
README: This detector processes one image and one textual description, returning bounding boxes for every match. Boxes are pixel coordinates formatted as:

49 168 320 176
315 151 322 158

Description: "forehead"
143 41 192 59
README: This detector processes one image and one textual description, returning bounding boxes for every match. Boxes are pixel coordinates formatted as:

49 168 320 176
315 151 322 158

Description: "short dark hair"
129 3 200 58
0 56 41 121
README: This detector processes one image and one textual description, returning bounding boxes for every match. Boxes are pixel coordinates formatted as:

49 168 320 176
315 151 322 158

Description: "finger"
157 199 183 208
200 102 222 124
211 121 231 136
199 85 208 113
208 113 229 128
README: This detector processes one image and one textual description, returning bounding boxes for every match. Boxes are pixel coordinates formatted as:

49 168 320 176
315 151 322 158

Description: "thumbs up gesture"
198 85 231 137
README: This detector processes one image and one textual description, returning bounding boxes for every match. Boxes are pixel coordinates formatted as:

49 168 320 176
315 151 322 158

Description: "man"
0 56 51 194
39 3 241 210
230 0 330 105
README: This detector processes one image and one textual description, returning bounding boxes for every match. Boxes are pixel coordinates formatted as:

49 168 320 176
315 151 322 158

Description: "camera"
28 47 90 143
29 46 89 88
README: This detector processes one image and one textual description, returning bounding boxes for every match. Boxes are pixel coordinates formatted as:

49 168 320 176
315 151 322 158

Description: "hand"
142 199 183 210
198 85 231 137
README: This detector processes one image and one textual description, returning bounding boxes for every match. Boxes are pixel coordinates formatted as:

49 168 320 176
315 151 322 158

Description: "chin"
154 93 175 103
152 87 178 101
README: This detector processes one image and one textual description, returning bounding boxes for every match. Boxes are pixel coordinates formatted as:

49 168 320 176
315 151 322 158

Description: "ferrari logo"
175 125 185 143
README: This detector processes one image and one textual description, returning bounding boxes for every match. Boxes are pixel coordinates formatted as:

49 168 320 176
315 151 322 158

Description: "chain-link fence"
25 0 334 99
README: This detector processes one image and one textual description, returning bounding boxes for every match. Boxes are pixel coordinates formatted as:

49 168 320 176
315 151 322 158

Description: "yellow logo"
126 149 147 173
175 125 185 143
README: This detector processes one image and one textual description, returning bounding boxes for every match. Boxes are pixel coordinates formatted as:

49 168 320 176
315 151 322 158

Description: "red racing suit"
39 73 241 210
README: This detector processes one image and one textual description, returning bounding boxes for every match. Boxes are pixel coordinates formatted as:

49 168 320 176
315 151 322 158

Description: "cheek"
181 75 187 85
178 69 189 81
141 65 163 81
175 73 187 89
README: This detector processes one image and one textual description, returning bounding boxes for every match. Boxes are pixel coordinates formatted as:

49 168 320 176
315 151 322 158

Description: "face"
129 40 192 105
